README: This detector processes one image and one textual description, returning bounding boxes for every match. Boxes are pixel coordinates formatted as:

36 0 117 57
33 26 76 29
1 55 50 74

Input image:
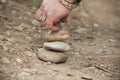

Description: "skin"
35 0 75 31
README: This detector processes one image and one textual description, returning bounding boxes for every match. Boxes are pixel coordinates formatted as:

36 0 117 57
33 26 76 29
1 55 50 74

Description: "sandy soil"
0 0 120 80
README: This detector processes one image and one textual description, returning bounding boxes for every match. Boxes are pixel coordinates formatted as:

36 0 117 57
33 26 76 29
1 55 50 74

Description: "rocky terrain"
0 0 120 80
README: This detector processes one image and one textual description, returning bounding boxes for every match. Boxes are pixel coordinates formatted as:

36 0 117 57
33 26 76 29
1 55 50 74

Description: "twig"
94 64 114 75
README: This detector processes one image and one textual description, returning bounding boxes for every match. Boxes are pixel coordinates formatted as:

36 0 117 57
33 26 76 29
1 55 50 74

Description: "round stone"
43 42 70 52
38 48 68 63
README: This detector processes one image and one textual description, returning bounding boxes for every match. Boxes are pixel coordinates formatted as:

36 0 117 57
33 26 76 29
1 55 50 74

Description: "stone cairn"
38 30 70 63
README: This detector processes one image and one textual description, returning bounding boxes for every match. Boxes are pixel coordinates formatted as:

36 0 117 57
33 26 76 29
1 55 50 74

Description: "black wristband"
76 0 81 3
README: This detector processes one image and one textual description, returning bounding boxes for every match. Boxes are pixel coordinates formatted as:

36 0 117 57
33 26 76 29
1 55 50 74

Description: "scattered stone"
0 35 5 41
81 74 93 80
6 31 11 35
15 58 23 64
75 28 87 35
38 48 68 63
20 71 31 76
0 67 5 73
31 19 41 27
7 37 17 42
43 62 52 65
108 39 116 42
11 10 17 15
43 42 70 52
67 73 74 77
16 23 29 31
0 57 11 64
93 23 99 27
26 36 32 41
24 51 36 57
26 11 32 16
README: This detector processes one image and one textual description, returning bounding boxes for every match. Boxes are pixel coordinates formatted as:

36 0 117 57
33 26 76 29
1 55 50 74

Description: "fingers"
35 3 68 31
36 8 61 31
40 11 47 25
35 7 47 26
45 19 61 31
35 8 43 20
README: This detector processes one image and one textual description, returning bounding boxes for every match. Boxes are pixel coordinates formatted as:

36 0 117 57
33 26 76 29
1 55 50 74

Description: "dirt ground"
0 0 120 80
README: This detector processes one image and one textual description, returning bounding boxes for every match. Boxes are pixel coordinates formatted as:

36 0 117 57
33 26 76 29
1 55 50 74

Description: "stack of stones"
38 31 70 63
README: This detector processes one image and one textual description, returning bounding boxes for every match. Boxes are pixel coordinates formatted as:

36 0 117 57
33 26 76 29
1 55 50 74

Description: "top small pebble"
43 41 70 52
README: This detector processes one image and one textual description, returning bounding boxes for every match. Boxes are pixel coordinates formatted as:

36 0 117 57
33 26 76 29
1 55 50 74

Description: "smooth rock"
43 42 70 52
0 57 11 64
38 48 68 63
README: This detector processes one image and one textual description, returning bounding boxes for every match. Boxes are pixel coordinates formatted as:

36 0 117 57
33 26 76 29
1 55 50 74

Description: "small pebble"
31 20 41 27
24 51 36 57
6 31 11 35
93 23 99 27
11 10 17 15
43 42 70 52
0 57 11 64
20 71 30 76
15 58 23 64
75 28 87 35
0 67 6 73
38 48 68 63
16 23 29 31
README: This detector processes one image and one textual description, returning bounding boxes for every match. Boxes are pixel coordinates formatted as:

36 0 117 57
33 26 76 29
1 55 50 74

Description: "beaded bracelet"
58 0 78 10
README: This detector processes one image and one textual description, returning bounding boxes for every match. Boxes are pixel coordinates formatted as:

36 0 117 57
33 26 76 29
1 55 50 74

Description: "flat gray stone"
38 48 68 63
43 42 70 52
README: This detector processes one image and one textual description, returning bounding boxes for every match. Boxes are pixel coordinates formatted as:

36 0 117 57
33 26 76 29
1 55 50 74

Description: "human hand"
35 0 72 31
